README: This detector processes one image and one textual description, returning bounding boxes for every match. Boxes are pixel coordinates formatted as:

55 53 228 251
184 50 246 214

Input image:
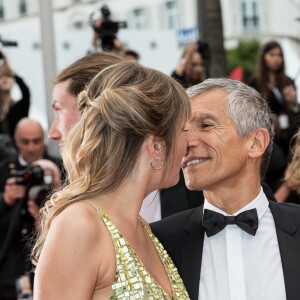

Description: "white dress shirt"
139 190 161 223
199 187 286 300
18 154 29 166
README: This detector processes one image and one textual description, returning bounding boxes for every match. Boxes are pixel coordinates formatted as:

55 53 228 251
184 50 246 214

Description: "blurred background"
1 0 300 137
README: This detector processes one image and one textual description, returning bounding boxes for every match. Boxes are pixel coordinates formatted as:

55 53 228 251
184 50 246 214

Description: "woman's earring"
150 157 164 170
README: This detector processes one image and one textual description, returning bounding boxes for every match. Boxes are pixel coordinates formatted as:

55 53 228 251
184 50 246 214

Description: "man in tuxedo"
151 78 300 300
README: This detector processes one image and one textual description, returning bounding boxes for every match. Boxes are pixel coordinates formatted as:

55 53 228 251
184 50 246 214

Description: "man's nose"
27 142 36 152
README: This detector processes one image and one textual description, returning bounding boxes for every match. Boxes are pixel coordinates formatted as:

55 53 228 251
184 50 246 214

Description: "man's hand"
4 177 26 206
175 42 199 75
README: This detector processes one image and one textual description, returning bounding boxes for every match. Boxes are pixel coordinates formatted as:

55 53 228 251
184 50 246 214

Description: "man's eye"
202 123 212 129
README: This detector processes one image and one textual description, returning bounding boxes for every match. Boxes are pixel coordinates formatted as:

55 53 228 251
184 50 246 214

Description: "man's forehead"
190 90 227 112
52 80 76 106
189 113 220 123
17 127 44 140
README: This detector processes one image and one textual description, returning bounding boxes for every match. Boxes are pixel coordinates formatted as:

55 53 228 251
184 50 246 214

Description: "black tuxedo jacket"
151 201 300 300
160 171 204 218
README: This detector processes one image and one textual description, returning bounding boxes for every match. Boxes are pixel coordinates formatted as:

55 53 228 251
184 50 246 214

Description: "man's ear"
248 128 270 159
147 135 162 159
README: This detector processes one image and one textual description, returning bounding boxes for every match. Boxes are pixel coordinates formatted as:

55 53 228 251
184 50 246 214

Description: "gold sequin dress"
96 207 190 300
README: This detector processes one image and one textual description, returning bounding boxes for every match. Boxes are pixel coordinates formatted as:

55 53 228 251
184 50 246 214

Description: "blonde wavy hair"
285 129 300 193
32 61 191 266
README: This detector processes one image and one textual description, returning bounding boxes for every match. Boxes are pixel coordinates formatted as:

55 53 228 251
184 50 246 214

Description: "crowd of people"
0 36 300 300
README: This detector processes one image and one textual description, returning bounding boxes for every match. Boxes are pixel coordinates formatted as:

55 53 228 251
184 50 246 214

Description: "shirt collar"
203 187 269 221
18 154 28 167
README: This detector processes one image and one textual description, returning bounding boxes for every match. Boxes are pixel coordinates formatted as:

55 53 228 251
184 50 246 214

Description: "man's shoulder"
269 201 300 229
0 155 18 168
270 201 300 213
151 206 202 236
0 156 19 179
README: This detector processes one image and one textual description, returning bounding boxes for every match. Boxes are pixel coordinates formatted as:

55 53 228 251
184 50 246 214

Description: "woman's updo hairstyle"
32 61 190 267
63 61 190 197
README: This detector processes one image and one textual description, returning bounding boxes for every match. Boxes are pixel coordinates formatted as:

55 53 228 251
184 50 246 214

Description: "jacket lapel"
269 201 300 300
179 206 204 300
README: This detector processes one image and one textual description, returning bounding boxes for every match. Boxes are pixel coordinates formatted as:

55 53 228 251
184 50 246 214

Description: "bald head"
14 118 45 164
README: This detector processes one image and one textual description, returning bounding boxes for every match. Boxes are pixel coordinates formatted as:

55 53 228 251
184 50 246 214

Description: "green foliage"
226 39 260 83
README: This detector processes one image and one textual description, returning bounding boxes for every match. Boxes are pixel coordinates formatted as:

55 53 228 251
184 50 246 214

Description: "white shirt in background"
139 190 161 223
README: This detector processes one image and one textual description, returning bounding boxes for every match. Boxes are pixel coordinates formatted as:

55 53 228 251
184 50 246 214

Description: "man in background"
0 118 60 299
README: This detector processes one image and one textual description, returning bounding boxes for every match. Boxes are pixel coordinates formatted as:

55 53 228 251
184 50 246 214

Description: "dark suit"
160 171 204 218
151 201 300 300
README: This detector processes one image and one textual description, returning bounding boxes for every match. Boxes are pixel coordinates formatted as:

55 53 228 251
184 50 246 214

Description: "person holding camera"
0 118 59 300
88 5 125 56
171 42 205 89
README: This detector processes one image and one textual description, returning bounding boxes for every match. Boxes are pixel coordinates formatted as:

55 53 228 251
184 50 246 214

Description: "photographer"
0 118 60 299
171 42 205 88
88 5 125 56
0 51 30 138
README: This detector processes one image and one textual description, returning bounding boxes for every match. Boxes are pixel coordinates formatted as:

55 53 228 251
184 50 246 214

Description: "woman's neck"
91 173 156 227
268 72 276 86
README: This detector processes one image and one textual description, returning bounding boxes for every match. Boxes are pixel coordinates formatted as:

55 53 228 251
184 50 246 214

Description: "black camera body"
14 165 53 207
197 40 209 61
89 5 127 51
197 40 210 78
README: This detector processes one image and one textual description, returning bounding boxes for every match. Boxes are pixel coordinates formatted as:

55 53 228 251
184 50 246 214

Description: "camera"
14 164 54 207
89 5 127 51
197 40 210 78
197 40 209 61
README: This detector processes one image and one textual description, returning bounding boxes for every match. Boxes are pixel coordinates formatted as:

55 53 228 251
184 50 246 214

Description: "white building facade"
0 0 300 129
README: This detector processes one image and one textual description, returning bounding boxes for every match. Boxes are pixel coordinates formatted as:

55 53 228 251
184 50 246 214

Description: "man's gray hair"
187 78 275 179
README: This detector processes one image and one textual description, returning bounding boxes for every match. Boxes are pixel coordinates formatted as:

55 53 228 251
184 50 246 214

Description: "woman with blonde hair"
32 61 191 299
275 129 300 203
285 129 300 194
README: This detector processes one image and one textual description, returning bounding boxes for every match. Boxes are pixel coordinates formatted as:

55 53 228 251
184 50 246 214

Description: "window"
241 0 259 31
132 8 147 30
19 0 27 14
164 1 179 29
0 0 4 19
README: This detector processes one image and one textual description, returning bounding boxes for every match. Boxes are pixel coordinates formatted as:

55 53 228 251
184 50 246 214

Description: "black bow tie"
202 208 259 237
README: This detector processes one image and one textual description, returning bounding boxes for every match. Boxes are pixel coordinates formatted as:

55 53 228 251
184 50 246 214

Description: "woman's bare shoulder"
50 201 103 242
